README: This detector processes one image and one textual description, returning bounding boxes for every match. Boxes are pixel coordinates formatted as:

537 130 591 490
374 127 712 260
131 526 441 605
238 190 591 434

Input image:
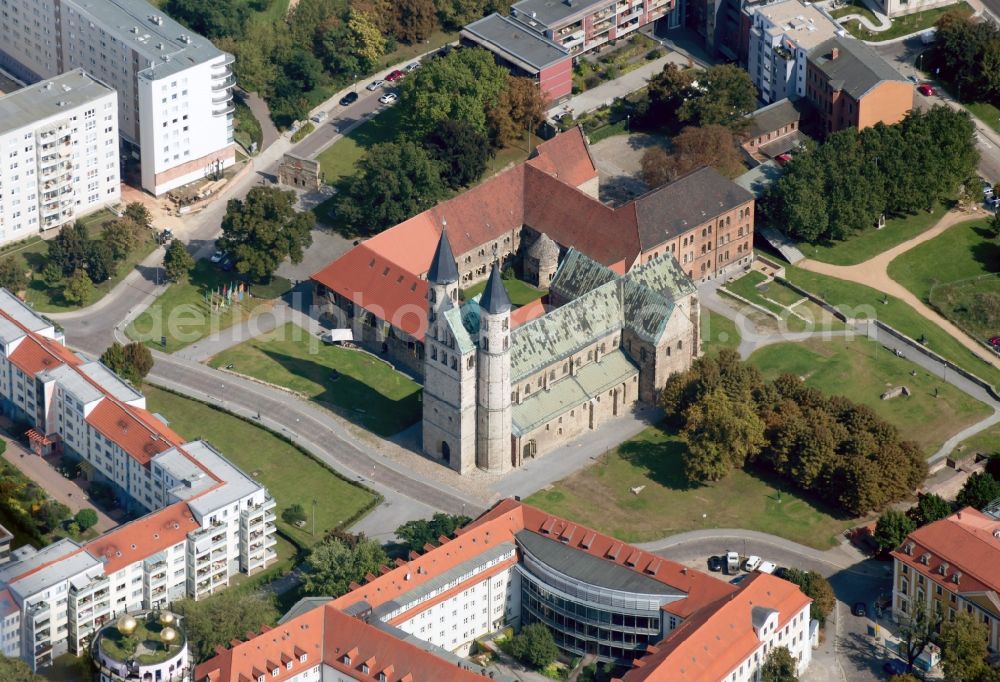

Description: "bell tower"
475 263 513 473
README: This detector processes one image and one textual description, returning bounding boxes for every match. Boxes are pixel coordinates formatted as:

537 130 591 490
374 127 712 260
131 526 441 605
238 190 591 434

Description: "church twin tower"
421 231 513 474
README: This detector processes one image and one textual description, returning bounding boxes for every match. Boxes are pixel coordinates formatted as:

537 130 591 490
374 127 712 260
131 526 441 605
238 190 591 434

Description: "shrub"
75 508 99 531
290 122 315 144
646 49 662 60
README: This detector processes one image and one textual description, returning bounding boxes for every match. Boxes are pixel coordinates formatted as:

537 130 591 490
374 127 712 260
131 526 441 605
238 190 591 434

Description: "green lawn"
749 338 991 455
526 426 860 549
126 260 290 353
462 276 546 307
828 0 879 23
700 309 741 357
207 322 422 437
950 422 1000 460
315 104 403 185
929 277 1000 343
843 1 972 40
887 217 996 302
783 265 1000 390
966 101 1000 136
143 385 378 548
796 202 951 266
722 272 844 333
22 209 160 313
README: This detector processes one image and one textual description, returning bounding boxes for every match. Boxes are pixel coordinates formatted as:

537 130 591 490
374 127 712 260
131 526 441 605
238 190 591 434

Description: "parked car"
730 574 748 585
725 551 740 574
339 92 359 106
983 178 995 197
906 74 919 83
757 561 777 574
210 250 226 264
155 229 173 245
385 69 404 82
707 556 723 572
310 111 328 124
883 659 907 675
366 80 385 91
220 256 234 272
775 153 793 166
853 602 868 617
744 555 762 572
405 62 420 72
917 83 935 96
378 92 398 105
989 336 1000 349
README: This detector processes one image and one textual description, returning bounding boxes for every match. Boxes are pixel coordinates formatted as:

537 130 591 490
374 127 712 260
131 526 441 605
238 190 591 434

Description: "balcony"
211 75 235 91
212 102 236 117
212 90 232 104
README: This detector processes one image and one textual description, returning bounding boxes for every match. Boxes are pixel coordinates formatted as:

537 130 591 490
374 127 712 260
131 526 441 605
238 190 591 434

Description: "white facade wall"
720 604 813 682
0 610 20 657
0 74 119 245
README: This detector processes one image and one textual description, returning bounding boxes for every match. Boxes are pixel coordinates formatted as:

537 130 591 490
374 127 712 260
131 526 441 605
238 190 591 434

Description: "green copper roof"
549 248 617 301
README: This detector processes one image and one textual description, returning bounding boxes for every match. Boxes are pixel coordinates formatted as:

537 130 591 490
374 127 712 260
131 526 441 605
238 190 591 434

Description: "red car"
386 69 405 82
989 336 1000 349
917 83 935 96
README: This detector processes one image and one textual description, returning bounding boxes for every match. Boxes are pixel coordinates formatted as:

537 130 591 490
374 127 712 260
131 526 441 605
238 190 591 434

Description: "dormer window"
285 661 292 670
343 655 351 665
299 654 307 663
258 676 265 682
362 664 369 673
272 668 279 677
378 674 387 682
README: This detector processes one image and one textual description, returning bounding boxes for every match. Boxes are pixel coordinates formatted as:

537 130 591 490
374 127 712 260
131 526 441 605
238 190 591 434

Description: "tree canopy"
0 255 29 293
910 493 953 527
425 119 492 190
101 341 154 385
395 513 472 552
509 623 559 669
641 125 744 188
956 471 1000 510
761 646 799 682
0 654 42 681
874 509 916 553
302 535 388 597
939 611 990 682
163 240 195 283
763 107 978 243
174 591 279 662
219 186 313 282
74 508 98 531
678 64 757 129
783 569 835 625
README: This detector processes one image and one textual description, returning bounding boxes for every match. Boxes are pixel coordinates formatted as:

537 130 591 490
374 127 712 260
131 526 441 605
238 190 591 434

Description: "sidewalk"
1 436 118 533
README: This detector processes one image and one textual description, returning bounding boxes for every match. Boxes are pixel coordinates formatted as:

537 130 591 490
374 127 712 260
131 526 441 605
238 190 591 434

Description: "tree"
102 218 142 261
396 513 472 552
490 75 548 147
760 646 798 682
956 471 1000 510
336 141 446 236
173 591 279 662
989 210 1000 240
393 0 436 43
425 119 491 189
680 387 765 482
48 221 90 275
302 535 387 597
0 654 42 681
163 0 250 39
509 623 559 668
63 269 93 305
874 509 916 553
101 341 154 384
282 503 308 526
678 64 757 129
36 500 71 532
899 600 942 672
74 508 98 531
911 493 953 527
939 611 989 682
218 186 313 282
783 569 835 625
163 240 195 283
640 146 673 188
124 202 153 230
86 240 116 283
42 262 63 287
645 62 695 129
0 254 29 293
398 47 509 139
320 10 385 76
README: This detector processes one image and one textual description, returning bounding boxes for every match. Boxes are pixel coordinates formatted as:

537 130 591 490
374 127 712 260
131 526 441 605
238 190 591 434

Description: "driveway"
1 436 118 533
588 133 668 205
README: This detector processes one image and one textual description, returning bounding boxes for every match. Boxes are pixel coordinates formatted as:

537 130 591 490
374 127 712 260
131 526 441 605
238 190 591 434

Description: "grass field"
887 217 996 302
700 310 741 356
462 276 546 307
950 422 1000 460
929 277 1000 342
842 1 972 41
526 426 859 549
722 272 844 334
143 385 377 548
796 202 951 266
828 0 879 22
783 265 1000 390
126 260 290 353
207 322 422 436
749 338 991 455
22 209 160 313
966 101 1000 136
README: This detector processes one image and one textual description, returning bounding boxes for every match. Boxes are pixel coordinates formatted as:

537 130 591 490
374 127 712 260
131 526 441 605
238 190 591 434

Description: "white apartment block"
0 69 120 245
746 0 842 104
0 289 276 670
0 0 236 196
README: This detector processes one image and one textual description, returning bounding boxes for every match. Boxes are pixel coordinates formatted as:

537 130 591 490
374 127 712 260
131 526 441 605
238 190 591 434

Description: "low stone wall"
775 277 851 323
717 287 781 320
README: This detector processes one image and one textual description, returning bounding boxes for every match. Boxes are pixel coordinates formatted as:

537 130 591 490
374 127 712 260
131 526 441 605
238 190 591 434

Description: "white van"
757 561 777 575
726 551 740 574
744 555 762 572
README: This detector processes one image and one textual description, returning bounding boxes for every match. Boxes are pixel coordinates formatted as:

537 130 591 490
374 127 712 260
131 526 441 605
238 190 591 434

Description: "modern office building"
745 0 842 104
0 0 236 195
805 36 913 135
891 507 1000 653
197 499 814 682
0 69 120 246
0 289 276 670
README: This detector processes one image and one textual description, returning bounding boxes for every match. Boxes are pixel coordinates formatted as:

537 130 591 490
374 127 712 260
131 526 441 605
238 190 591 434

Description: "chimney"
830 47 839 60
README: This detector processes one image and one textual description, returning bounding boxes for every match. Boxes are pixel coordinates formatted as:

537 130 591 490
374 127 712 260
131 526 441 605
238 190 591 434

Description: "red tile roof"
85 501 200 573
891 507 1000 596
622 573 811 681
7 335 78 375
527 127 599 187
511 299 547 327
86 399 178 466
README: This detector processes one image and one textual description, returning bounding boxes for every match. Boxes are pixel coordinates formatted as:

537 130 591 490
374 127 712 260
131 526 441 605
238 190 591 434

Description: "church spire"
478 262 511 315
428 229 459 284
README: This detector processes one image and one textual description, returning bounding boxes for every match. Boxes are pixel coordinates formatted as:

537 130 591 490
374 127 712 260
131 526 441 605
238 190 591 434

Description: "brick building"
805 37 913 135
